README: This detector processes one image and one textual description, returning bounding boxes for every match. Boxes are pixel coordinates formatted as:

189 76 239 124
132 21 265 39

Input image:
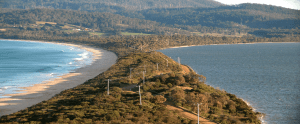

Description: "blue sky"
214 0 300 10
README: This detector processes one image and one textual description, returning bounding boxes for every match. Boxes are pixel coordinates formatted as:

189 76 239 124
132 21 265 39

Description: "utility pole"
166 59 168 67
156 63 159 70
197 103 202 124
107 79 110 95
130 68 133 78
178 57 181 66
143 71 145 84
197 103 199 124
139 85 142 105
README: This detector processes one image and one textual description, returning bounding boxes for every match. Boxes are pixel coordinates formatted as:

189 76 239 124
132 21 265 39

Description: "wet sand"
0 40 117 116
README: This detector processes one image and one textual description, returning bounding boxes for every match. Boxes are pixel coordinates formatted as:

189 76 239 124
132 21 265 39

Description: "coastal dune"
0 41 117 116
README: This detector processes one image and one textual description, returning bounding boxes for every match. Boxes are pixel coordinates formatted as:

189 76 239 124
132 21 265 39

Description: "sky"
214 0 300 10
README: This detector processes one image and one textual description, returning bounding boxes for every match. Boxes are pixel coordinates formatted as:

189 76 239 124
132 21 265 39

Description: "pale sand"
0 40 117 116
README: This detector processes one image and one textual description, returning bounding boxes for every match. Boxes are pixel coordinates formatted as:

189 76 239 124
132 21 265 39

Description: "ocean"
159 43 300 124
0 40 93 98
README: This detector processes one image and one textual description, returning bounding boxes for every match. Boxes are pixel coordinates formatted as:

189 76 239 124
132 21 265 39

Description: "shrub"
170 88 186 103
143 92 153 100
150 95 166 104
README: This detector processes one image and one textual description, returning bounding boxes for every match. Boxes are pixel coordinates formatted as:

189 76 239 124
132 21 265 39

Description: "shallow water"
159 43 300 124
0 40 93 98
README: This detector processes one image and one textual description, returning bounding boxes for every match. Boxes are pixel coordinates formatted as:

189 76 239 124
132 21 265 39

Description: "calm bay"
159 43 300 124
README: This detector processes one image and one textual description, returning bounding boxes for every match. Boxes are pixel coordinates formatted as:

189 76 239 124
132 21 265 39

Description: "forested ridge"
1 7 300 37
0 8 191 35
140 3 300 29
1 0 222 11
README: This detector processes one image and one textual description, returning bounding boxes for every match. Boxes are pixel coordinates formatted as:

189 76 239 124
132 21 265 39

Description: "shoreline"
163 42 298 50
159 43 292 124
185 63 265 123
0 39 118 116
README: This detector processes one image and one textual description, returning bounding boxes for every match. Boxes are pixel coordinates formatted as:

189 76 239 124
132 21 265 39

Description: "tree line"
1 27 299 57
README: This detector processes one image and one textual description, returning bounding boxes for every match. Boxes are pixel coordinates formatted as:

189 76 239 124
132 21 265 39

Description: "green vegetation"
1 0 222 12
141 4 299 29
1 4 299 37
0 8 186 35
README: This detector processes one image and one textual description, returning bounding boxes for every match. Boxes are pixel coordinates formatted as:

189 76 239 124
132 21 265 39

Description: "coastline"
163 42 298 50
0 39 118 116
160 42 300 123
185 64 265 123
159 43 296 124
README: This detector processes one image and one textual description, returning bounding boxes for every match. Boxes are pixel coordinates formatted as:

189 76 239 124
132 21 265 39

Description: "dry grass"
165 101 216 124
181 65 190 74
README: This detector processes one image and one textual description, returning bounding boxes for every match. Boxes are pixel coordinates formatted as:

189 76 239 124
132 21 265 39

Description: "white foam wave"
78 51 89 59
69 47 75 50
73 51 91 63
2 86 12 89
73 58 84 61
240 98 266 123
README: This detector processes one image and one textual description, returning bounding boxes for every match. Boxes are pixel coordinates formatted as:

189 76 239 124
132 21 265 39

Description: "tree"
170 88 185 105
150 95 166 104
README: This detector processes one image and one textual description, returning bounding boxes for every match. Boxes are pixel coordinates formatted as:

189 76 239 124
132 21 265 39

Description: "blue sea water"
159 43 300 124
0 40 93 98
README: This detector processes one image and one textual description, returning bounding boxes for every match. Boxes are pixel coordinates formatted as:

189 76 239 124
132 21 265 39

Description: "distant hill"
139 3 300 29
1 0 223 12
0 8 192 35
1 2 299 37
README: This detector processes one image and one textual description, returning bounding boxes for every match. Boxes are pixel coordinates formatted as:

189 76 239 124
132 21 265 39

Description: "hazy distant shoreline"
163 41 298 50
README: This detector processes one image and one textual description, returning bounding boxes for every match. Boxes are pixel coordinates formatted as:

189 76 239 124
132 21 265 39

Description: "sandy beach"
0 40 117 116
